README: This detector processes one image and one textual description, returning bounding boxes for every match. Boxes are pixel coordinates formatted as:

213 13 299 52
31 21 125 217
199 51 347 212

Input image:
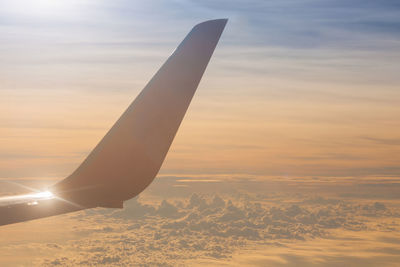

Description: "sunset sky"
0 0 400 266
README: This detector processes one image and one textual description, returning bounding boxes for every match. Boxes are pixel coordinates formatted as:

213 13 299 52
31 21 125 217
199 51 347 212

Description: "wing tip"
194 18 228 30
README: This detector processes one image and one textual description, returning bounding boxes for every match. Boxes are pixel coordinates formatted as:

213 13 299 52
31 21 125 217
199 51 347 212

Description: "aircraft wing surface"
0 19 227 226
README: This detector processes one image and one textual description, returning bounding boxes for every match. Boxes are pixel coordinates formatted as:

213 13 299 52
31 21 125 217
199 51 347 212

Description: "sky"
0 0 400 266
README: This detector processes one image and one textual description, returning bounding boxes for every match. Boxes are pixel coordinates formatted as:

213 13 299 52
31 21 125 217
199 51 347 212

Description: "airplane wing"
0 19 227 226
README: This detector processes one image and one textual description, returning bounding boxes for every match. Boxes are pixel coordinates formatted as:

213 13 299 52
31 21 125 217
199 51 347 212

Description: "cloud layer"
32 191 400 266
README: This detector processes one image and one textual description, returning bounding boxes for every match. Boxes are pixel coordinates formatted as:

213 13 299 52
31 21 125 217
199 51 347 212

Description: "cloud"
27 192 400 266
360 136 400 146
111 197 156 220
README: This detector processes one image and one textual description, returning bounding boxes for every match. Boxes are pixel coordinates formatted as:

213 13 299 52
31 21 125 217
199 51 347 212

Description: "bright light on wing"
0 190 55 206
33 191 54 199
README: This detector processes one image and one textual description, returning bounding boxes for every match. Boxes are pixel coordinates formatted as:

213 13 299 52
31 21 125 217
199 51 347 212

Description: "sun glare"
35 191 54 199
0 190 55 205
19 190 55 201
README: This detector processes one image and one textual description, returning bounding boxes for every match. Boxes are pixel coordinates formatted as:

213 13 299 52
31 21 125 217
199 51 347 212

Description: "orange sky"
1 49 399 180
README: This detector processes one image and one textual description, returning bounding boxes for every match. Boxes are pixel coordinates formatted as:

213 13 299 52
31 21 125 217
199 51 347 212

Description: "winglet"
51 19 227 207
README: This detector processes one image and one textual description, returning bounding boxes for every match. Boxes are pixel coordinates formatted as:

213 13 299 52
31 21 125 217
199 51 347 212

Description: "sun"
3 0 80 18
